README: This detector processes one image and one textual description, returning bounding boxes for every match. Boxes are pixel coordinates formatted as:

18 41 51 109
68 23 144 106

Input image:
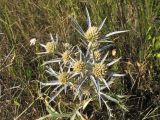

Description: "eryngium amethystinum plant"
37 8 128 119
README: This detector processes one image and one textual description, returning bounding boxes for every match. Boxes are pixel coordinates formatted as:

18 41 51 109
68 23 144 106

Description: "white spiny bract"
36 8 128 119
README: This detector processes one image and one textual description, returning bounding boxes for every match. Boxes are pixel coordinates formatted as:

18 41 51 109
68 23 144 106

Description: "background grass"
0 0 160 119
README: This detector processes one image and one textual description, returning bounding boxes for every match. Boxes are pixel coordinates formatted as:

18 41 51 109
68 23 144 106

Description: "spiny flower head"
73 61 86 73
37 34 58 55
45 42 56 53
84 26 99 42
62 51 70 63
72 7 128 44
92 63 106 77
94 50 101 61
58 72 69 84
91 42 100 50
63 42 72 50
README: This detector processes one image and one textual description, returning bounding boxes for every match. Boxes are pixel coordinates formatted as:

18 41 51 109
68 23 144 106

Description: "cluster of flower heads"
37 8 128 118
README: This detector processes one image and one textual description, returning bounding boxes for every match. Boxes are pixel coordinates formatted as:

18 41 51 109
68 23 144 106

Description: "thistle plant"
36 8 128 119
